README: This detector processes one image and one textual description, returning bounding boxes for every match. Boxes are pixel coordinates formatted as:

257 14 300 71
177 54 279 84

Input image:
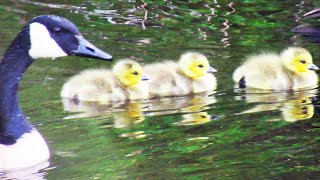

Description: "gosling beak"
141 75 150 81
309 64 319 70
207 66 217 73
209 115 217 120
71 35 113 61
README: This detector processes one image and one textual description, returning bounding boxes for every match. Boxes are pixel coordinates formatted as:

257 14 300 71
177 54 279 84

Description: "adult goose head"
0 15 112 172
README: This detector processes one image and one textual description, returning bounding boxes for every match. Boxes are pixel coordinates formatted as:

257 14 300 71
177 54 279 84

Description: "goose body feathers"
0 15 112 173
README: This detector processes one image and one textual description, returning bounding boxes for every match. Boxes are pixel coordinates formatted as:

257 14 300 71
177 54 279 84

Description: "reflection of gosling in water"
281 96 314 122
146 93 217 116
233 47 318 90
144 52 217 97
237 92 286 114
61 59 149 102
113 102 146 128
181 94 217 113
237 90 315 122
175 112 217 126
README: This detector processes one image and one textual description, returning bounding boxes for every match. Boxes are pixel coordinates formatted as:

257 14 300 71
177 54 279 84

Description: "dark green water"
1 0 320 179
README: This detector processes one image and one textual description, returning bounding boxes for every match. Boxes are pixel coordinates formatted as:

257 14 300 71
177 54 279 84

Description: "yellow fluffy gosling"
61 59 149 102
144 52 217 97
233 47 319 90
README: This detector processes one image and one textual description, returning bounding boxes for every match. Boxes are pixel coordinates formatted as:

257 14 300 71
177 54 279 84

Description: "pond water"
1 0 320 179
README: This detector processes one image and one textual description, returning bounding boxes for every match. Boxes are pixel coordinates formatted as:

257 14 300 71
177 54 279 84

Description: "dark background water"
1 0 320 179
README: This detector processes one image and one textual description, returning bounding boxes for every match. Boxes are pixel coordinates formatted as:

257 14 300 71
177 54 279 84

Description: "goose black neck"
0 26 33 145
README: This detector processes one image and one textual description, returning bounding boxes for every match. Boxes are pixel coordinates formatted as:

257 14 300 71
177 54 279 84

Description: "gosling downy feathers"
144 52 217 97
233 47 318 90
61 59 149 102
0 15 112 172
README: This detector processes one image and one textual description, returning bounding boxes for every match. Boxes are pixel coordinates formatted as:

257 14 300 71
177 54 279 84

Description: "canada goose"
0 15 112 172
144 52 217 97
61 59 149 102
233 47 318 90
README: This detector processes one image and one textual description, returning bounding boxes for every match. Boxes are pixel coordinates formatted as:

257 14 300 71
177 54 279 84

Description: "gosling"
61 59 149 102
233 47 318 90
144 52 217 97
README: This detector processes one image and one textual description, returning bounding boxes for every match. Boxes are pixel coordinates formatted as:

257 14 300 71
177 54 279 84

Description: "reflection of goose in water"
304 8 320 18
0 15 112 174
292 8 320 42
236 89 316 122
293 26 320 42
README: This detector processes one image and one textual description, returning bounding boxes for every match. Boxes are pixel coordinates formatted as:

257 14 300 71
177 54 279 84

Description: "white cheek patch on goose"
29 22 68 59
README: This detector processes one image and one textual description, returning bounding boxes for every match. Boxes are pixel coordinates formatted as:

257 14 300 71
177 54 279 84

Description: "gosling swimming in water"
233 47 318 90
61 59 149 102
144 52 217 97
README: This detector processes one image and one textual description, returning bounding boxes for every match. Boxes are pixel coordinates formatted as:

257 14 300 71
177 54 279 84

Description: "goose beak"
72 35 113 61
207 66 217 73
141 75 150 81
309 64 319 70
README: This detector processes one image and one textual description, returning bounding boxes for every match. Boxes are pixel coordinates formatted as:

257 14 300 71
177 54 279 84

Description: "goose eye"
132 71 139 75
53 26 62 34
198 64 204 68
300 60 306 64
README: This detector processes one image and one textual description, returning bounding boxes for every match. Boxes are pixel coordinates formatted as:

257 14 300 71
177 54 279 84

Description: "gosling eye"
302 107 308 114
300 60 306 64
200 115 206 118
132 71 139 75
198 64 204 68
